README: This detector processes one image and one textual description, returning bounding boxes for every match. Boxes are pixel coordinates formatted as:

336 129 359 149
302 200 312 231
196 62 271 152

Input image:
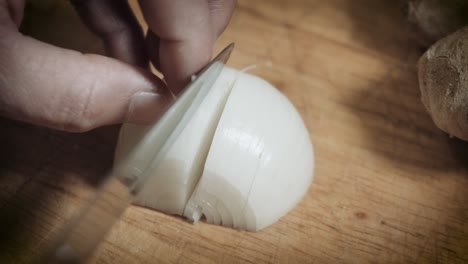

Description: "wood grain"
1 0 468 263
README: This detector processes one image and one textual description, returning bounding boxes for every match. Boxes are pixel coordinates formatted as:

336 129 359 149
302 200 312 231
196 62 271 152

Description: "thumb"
0 31 172 132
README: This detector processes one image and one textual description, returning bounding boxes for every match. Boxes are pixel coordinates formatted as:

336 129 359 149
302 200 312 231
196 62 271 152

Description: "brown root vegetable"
403 0 468 47
418 27 468 141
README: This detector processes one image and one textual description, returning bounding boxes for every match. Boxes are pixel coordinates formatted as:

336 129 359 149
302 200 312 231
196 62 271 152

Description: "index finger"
138 0 215 93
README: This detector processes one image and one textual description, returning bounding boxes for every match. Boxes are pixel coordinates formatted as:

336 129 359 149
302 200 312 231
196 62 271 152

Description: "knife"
39 43 234 264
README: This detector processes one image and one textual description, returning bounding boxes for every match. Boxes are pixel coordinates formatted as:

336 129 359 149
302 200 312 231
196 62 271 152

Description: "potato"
418 27 468 141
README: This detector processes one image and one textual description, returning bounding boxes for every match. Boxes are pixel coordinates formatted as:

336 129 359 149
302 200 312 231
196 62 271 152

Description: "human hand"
0 0 236 132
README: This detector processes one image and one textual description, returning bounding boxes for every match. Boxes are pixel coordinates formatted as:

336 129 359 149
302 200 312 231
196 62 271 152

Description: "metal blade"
39 43 234 263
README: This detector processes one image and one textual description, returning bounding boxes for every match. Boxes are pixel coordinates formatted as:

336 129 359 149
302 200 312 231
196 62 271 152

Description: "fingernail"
126 92 172 124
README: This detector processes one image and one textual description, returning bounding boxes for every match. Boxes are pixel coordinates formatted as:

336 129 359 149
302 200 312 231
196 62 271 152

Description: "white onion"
115 67 314 231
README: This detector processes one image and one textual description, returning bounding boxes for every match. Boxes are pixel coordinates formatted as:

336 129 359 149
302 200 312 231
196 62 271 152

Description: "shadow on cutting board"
340 0 468 171
343 66 468 171
342 0 425 62
0 1 120 261
0 118 118 262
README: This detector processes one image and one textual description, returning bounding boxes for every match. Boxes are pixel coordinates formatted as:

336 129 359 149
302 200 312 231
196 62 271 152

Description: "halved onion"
115 67 314 231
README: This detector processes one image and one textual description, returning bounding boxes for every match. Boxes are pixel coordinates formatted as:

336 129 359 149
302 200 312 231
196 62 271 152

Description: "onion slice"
115 67 237 214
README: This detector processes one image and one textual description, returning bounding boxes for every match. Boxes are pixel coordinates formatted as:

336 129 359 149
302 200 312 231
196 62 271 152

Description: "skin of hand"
0 0 236 132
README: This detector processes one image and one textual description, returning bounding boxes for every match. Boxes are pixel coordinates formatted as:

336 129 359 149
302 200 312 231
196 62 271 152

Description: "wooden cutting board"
1 0 467 263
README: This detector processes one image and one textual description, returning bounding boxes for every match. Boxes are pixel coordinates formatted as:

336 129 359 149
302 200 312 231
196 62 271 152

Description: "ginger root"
403 0 468 47
418 27 468 141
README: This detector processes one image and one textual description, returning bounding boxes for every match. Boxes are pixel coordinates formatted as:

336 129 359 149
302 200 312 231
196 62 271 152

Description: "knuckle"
59 110 96 133
62 119 94 133
60 81 99 132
